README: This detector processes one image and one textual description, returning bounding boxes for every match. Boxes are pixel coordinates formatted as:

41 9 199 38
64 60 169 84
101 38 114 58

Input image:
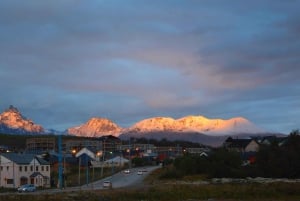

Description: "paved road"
0 166 160 196
81 165 160 190
32 165 160 194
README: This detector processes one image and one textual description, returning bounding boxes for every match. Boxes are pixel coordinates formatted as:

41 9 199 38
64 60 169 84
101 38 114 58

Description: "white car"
17 184 36 192
137 170 143 175
124 169 130 174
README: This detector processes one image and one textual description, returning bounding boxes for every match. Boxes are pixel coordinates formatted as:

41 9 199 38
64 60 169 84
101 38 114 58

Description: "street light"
101 139 106 177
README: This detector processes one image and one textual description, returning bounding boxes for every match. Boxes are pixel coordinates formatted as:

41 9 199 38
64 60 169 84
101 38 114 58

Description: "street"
0 165 160 196
34 165 160 194
81 166 160 190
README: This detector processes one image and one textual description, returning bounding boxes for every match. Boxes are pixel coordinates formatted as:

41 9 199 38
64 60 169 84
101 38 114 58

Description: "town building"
98 135 122 154
223 137 259 152
64 138 102 153
0 153 50 188
0 145 10 153
26 137 56 153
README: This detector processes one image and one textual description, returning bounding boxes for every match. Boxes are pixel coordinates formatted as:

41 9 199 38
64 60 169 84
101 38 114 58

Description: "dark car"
17 184 36 192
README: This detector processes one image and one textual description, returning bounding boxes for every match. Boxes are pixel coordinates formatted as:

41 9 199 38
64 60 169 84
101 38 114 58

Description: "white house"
0 153 50 188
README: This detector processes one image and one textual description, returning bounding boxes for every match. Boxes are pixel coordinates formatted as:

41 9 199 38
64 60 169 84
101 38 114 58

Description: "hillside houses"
222 136 289 165
223 137 259 153
259 136 288 146
223 135 288 153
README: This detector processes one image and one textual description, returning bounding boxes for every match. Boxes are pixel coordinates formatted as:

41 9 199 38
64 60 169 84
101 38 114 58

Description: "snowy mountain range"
0 105 275 145
124 116 266 136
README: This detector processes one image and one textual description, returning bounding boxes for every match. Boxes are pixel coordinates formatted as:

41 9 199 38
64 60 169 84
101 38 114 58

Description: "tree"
208 148 242 178
256 130 300 178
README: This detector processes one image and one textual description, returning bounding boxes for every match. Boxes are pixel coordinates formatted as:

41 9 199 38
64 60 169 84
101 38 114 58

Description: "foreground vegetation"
1 182 300 201
159 130 300 179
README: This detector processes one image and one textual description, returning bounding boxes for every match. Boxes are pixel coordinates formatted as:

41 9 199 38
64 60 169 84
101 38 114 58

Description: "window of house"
41 166 44 171
19 166 22 172
0 166 2 171
36 166 38 171
6 166 9 171
25 166 27 172
30 166 33 171
6 179 14 184
46 166 49 172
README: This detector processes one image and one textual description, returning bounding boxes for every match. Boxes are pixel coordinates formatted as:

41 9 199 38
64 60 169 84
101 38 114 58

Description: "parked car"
137 170 143 175
17 184 36 192
103 181 112 189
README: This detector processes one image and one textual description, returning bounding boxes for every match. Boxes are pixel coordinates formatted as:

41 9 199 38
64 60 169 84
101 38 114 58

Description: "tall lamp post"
101 139 106 177
58 135 63 189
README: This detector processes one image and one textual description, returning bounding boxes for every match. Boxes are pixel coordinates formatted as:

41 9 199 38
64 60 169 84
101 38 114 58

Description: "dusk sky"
0 1 299 134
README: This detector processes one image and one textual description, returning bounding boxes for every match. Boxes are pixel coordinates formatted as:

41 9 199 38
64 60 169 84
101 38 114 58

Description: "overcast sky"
0 0 299 133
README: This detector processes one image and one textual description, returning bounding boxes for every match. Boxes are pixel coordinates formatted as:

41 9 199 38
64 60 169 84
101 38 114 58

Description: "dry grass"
1 182 299 201
1 169 300 201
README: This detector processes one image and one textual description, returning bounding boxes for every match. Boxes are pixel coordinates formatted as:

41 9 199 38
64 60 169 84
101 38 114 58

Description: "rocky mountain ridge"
0 105 44 134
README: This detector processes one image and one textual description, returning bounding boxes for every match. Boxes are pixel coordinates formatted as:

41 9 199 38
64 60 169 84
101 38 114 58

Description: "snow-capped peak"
67 117 122 137
0 105 44 134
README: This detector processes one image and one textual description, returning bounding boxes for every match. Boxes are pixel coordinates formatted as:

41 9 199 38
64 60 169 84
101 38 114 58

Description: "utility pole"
111 142 115 175
78 157 81 186
13 161 15 188
129 138 132 169
0 153 1 188
86 154 89 186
